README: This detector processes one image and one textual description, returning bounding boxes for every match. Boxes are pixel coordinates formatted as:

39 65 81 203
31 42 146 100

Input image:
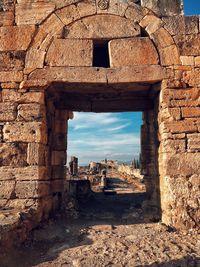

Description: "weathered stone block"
3 122 48 144
181 107 200 118
56 2 96 25
31 13 64 51
15 181 50 198
2 90 45 104
27 143 48 166
174 34 200 56
25 49 46 73
125 3 148 22
180 56 194 66
161 139 185 153
163 16 199 35
46 39 93 67
0 102 17 121
0 71 23 82
0 166 48 181
141 0 183 17
29 67 107 84
163 120 197 134
0 143 27 167
107 65 166 84
17 104 46 121
0 180 15 199
0 51 25 71
151 27 174 49
0 25 35 51
0 11 14 26
187 134 200 151
170 99 200 108
140 15 163 35
109 38 159 67
165 153 200 176
195 56 200 66
15 2 55 25
159 45 181 66
65 15 141 39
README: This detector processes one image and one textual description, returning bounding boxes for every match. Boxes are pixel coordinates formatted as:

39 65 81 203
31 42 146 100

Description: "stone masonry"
0 0 199 246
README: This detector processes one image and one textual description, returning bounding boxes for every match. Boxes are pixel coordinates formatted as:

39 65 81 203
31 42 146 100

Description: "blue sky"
68 112 142 165
68 0 200 165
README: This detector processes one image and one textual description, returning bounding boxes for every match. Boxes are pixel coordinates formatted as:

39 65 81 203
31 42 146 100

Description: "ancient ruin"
0 0 199 262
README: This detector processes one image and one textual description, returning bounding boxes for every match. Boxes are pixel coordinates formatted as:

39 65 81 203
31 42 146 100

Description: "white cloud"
68 112 141 165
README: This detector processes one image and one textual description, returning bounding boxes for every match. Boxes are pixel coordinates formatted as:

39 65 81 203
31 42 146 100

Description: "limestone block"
0 25 35 51
51 151 66 165
163 121 197 134
107 65 166 84
0 102 17 121
25 49 46 74
163 16 199 35
0 166 48 181
97 0 128 16
159 45 181 66
141 0 183 17
109 38 159 67
0 51 25 71
27 143 48 166
0 11 14 26
161 139 185 153
139 15 163 35
66 15 140 39
77 0 96 17
180 56 194 66
0 82 19 89
46 39 93 67
169 107 181 120
17 104 46 121
125 3 148 22
187 134 200 151
52 0 80 9
15 181 50 198
0 181 15 199
195 57 200 66
3 122 48 144
170 100 200 108
31 14 64 51
0 71 23 82
174 34 200 56
2 90 45 104
181 107 200 118
0 143 27 167
165 153 200 176
29 67 107 84
150 27 174 48
56 2 96 25
15 2 55 25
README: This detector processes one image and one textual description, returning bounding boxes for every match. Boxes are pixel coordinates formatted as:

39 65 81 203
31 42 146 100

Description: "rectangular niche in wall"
93 41 110 68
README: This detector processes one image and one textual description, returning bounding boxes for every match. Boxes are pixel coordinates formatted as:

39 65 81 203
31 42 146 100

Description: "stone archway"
0 0 199 246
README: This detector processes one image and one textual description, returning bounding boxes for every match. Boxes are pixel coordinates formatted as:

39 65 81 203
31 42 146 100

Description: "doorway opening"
46 81 161 223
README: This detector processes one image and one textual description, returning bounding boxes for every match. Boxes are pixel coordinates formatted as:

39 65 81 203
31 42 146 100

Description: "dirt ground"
0 175 199 267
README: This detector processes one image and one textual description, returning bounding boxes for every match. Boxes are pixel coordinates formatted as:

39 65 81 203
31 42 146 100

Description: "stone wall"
0 0 199 245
